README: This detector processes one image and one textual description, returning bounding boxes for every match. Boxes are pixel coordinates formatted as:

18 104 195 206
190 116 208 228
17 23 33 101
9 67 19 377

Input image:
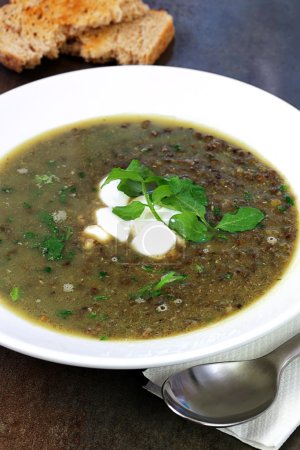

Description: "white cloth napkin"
143 315 300 450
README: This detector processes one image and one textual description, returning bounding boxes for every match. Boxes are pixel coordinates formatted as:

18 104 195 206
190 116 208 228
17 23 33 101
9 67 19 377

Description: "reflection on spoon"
162 332 300 427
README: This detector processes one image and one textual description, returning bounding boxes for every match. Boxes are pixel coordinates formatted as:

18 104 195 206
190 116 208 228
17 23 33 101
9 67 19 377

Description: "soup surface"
0 117 297 340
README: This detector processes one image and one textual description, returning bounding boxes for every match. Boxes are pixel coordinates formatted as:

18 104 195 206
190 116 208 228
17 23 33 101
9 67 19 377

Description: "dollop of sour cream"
83 177 183 258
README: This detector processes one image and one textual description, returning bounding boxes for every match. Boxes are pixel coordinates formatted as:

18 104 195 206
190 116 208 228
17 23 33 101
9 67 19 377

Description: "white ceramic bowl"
1 66 300 369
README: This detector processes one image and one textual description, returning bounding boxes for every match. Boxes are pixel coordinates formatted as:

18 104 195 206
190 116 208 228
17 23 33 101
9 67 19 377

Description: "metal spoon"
162 332 300 427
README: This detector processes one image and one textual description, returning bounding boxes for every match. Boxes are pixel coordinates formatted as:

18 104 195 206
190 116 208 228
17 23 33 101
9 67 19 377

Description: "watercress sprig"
102 160 162 222
131 271 187 300
103 159 265 243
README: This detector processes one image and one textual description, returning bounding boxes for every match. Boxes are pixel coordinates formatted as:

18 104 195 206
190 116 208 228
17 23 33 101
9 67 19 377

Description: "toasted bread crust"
0 0 149 71
63 10 175 65
9 0 149 31
0 3 66 71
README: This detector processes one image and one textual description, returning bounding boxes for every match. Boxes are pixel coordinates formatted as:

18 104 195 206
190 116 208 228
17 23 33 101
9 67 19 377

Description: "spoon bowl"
162 332 300 427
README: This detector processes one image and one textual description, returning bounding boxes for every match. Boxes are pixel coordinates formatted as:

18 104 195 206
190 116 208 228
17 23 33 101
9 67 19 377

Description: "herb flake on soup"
0 117 297 340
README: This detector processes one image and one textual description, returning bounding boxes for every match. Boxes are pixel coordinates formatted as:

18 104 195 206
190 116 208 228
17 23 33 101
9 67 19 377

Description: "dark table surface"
0 1 300 449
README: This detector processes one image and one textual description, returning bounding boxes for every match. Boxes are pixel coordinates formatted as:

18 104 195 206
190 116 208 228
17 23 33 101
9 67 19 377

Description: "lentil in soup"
0 117 297 340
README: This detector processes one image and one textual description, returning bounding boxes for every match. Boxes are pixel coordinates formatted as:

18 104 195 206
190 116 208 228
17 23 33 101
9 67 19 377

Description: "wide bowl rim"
1 65 300 369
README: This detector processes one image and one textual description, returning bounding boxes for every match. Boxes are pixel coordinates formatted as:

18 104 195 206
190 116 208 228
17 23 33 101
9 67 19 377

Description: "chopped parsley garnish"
277 186 295 212
278 205 287 213
39 211 58 233
10 286 21 302
23 231 38 240
23 201 32 209
243 191 253 202
41 236 65 260
43 266 52 273
23 211 74 261
195 264 204 273
171 143 182 151
284 195 294 206
78 171 85 179
104 160 266 243
279 184 288 192
224 272 233 280
56 309 73 319
98 271 108 279
93 295 108 301
58 186 76 204
35 173 58 188
99 335 109 341
142 265 154 272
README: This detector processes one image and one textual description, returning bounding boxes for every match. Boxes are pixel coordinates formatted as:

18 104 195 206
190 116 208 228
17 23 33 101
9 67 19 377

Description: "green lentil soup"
0 116 297 340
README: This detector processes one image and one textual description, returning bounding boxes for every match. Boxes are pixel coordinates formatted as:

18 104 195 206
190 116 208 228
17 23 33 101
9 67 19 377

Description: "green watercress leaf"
144 175 167 186
101 159 265 244
151 184 173 204
104 160 154 197
169 212 212 243
155 271 187 290
113 201 145 220
154 176 208 220
103 168 143 184
133 271 187 300
216 207 265 232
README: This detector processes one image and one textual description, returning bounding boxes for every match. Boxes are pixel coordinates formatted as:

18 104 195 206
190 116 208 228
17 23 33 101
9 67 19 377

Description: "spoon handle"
266 331 300 371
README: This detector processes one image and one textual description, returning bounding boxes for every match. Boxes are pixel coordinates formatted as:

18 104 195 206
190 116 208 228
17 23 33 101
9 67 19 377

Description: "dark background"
0 1 300 449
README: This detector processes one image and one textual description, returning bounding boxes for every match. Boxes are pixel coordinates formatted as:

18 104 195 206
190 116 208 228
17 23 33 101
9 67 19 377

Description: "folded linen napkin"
143 314 300 450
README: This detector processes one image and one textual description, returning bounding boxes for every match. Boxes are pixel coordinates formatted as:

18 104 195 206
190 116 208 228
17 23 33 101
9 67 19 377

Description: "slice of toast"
63 10 175 65
0 0 149 72
10 0 149 34
0 2 65 72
